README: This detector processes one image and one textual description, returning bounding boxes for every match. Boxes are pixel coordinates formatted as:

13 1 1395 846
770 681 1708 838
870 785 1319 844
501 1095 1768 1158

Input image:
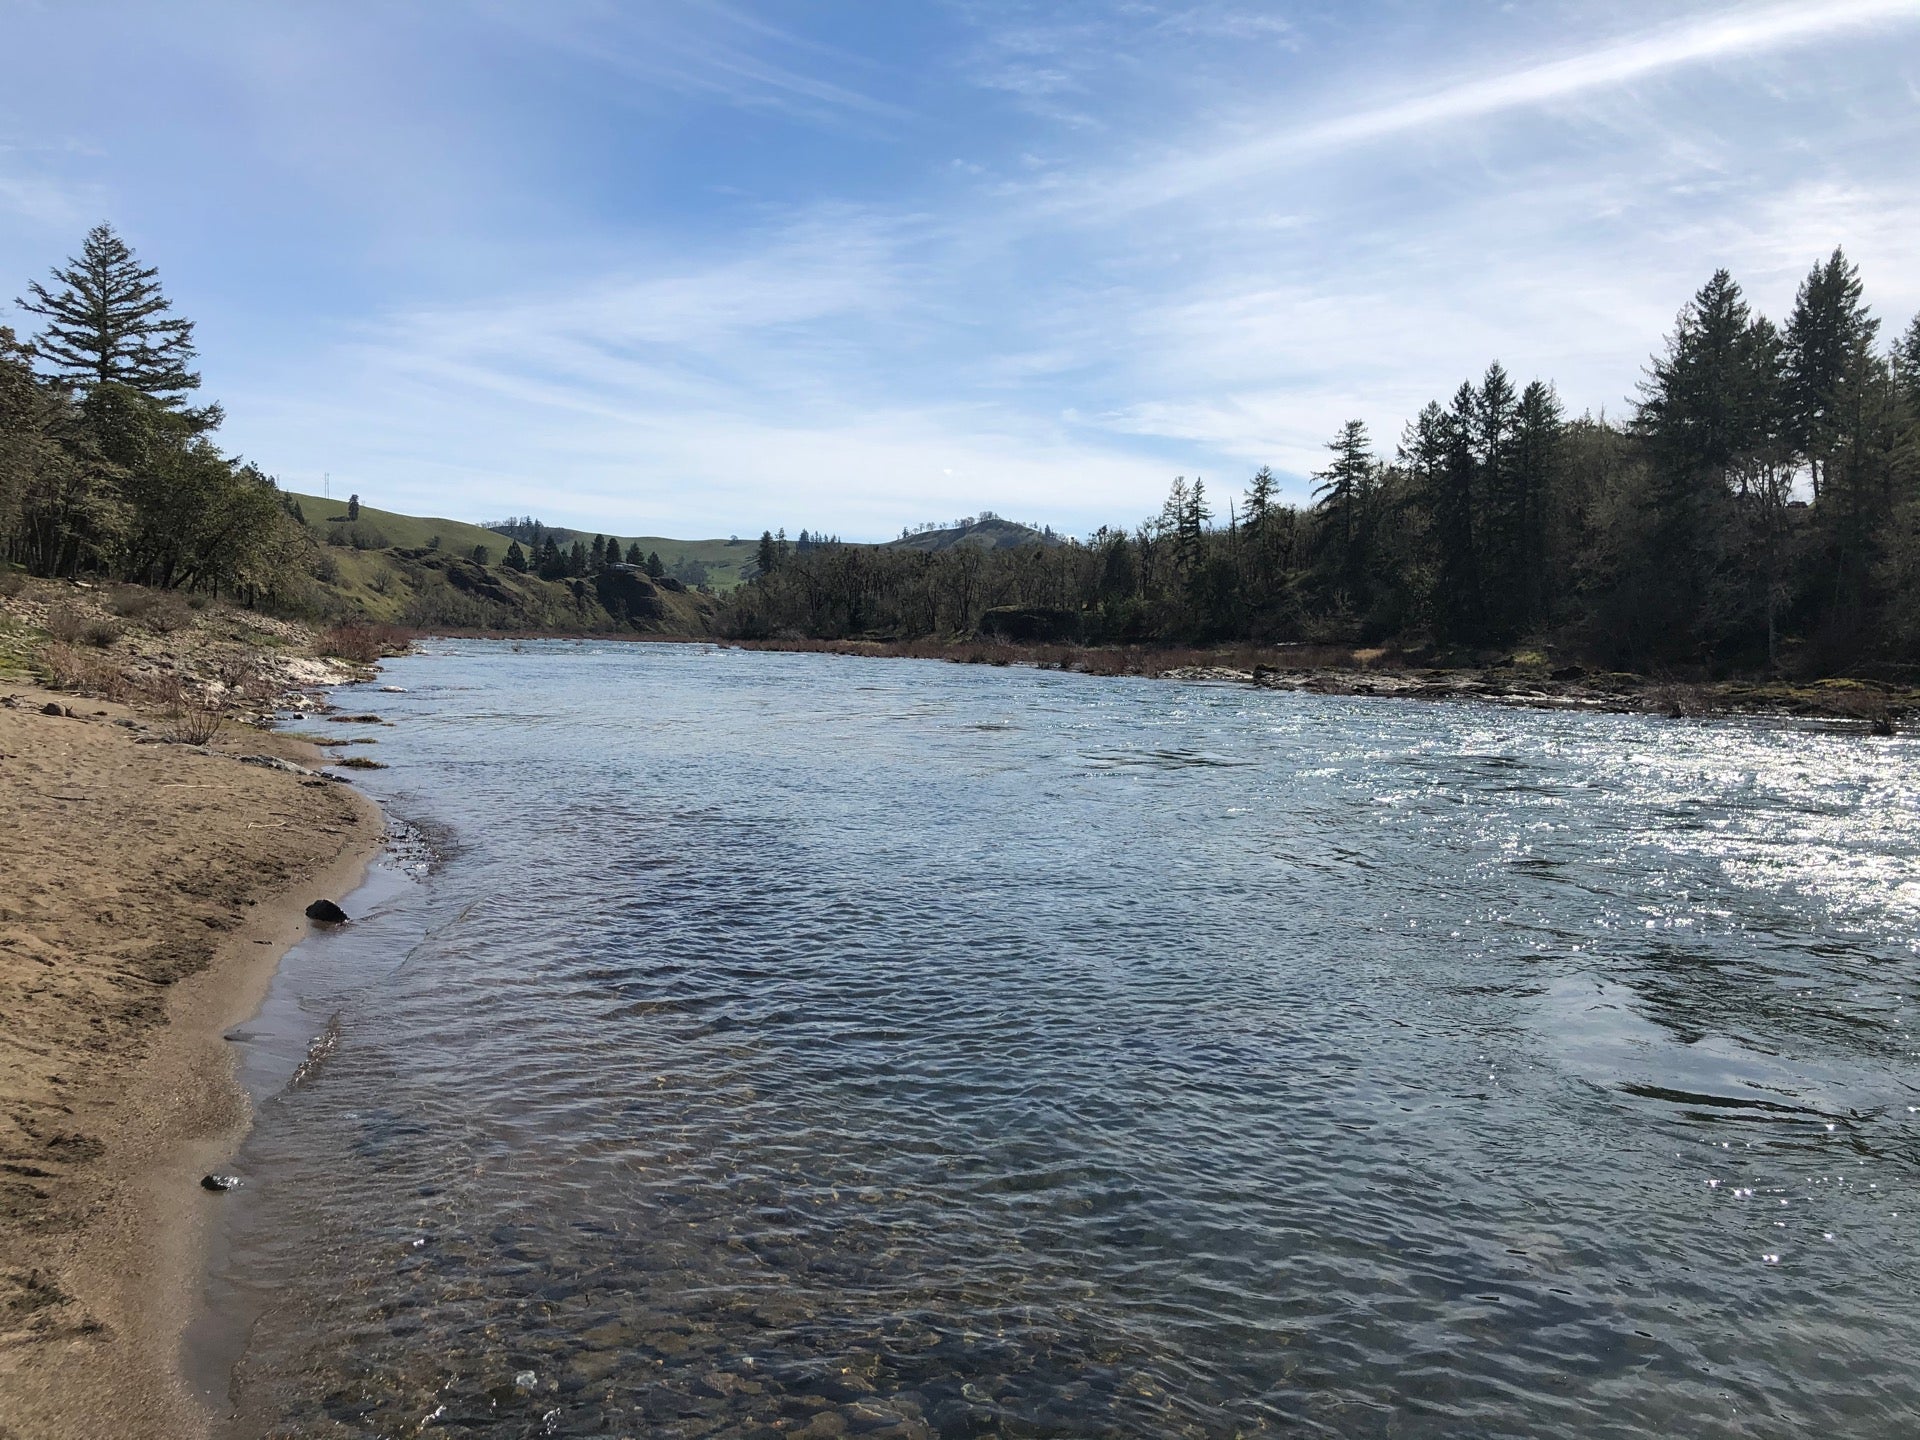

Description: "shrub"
105 585 192 632
45 604 89 643
318 621 409 664
143 674 226 744
0 570 24 598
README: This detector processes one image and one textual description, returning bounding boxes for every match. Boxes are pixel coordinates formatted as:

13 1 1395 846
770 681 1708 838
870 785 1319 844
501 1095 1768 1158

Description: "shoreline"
715 635 1916 729
0 683 385 1440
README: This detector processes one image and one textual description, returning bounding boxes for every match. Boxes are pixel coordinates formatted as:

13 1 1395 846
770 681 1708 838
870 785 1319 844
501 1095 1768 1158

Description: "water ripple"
206 643 1920 1439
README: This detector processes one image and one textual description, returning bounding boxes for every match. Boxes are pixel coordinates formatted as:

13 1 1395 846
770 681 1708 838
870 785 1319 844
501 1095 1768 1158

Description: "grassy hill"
486 522 760 590
286 491 505 557
280 491 719 635
885 516 1062 553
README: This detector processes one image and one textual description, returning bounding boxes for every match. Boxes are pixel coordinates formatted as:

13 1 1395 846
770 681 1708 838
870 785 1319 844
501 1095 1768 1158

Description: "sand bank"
0 684 382 1440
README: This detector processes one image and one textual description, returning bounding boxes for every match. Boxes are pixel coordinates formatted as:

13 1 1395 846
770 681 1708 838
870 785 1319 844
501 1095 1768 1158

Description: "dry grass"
1819 683 1898 735
45 603 122 648
141 673 227 744
104 584 192 633
39 642 137 701
1644 680 1714 719
318 621 410 664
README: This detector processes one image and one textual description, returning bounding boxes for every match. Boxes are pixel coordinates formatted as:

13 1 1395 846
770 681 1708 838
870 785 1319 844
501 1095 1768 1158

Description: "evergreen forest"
7 225 1920 678
734 255 1920 676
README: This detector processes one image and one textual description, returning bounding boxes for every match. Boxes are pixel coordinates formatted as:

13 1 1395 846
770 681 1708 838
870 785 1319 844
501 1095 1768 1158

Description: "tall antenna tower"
323 472 331 500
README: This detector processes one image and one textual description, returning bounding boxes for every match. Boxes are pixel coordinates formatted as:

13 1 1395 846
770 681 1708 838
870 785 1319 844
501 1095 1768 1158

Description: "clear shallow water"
204 641 1920 1438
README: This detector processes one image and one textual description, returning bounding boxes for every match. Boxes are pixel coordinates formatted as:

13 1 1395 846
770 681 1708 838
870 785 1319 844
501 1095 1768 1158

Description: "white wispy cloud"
1052 0 1920 216
489 0 909 125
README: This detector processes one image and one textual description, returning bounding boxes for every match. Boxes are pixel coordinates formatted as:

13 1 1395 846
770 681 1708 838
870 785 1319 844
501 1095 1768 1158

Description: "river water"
199 640 1920 1438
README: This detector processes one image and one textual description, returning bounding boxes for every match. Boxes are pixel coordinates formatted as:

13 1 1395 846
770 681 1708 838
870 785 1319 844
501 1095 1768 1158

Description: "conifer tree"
1432 387 1483 640
1313 421 1373 606
1510 380 1564 628
626 541 643 566
756 529 778 576
347 493 361 520
504 539 528 572
645 550 664 578
567 539 587 575
17 224 214 427
1895 315 1920 408
1785 248 1877 498
589 534 606 568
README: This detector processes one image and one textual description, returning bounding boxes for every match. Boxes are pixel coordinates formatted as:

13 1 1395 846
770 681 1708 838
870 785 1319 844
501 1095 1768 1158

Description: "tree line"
731 250 1920 674
0 224 310 603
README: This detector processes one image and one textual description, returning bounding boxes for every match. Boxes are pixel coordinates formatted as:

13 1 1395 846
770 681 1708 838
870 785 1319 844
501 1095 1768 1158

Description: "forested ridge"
8 228 1918 676
735 254 1920 677
0 226 713 635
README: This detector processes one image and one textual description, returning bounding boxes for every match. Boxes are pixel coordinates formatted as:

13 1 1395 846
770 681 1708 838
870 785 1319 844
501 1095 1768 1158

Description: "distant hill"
885 515 1063 553
278 491 719 634
486 521 759 591
288 490 505 555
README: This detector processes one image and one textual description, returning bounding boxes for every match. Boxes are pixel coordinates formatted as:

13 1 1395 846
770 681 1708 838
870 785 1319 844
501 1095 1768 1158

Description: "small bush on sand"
318 621 408 664
143 674 226 744
42 641 115 694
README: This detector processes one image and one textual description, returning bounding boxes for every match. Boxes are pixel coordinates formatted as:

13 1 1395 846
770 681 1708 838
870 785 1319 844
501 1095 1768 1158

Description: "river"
197 639 1920 1438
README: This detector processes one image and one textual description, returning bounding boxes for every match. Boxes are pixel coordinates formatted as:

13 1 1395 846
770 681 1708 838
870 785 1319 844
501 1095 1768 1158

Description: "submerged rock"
305 898 349 924
200 1173 241 1192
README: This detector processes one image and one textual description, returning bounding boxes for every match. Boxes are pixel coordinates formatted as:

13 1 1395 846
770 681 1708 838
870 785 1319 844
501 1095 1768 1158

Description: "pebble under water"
200 640 1920 1438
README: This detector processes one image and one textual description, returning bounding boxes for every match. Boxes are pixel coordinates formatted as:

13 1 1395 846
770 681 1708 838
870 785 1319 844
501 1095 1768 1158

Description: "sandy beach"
0 683 382 1440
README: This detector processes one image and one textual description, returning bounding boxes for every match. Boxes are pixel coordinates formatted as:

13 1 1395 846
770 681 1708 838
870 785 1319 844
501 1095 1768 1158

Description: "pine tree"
645 550 664 578
17 224 214 426
1895 314 1920 407
589 534 605 568
567 539 587 576
347 493 361 521
756 529 778 577
1431 387 1483 640
1634 269 1779 653
504 539 528 572
1313 421 1373 606
1785 248 1878 499
1510 380 1564 629
626 541 643 566
1241 465 1280 603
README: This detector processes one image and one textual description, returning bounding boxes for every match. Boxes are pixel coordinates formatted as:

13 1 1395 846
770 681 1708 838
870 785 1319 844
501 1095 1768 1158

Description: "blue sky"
1 1 1917 540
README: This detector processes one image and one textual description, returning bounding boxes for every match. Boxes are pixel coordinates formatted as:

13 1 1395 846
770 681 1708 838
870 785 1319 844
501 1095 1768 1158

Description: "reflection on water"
205 642 1920 1438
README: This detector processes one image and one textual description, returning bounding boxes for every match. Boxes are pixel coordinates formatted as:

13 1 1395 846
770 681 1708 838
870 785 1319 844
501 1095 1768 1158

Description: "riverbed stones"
200 1173 241 1191
304 898 348 924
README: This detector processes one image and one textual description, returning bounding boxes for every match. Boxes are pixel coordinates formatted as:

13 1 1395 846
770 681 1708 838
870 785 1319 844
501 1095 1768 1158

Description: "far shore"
0 665 384 1438
697 635 1915 731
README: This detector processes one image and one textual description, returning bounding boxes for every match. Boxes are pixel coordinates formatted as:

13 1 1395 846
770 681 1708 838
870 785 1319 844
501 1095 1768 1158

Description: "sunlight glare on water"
205 641 1920 1439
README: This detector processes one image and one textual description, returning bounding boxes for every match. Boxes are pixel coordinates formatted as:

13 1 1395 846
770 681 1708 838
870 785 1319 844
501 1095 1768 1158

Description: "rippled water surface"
204 641 1920 1438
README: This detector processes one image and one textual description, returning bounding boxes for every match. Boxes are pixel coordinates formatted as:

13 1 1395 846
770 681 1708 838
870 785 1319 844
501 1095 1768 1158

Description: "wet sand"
0 685 382 1440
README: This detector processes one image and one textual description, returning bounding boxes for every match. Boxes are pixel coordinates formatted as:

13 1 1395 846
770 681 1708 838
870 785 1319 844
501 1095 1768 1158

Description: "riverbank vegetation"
0 225 716 636
730 252 1920 681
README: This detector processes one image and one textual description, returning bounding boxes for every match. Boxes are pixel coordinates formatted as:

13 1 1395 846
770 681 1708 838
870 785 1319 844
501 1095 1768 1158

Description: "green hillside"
278 491 719 634
285 491 505 557
487 522 760 590
884 516 1061 553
